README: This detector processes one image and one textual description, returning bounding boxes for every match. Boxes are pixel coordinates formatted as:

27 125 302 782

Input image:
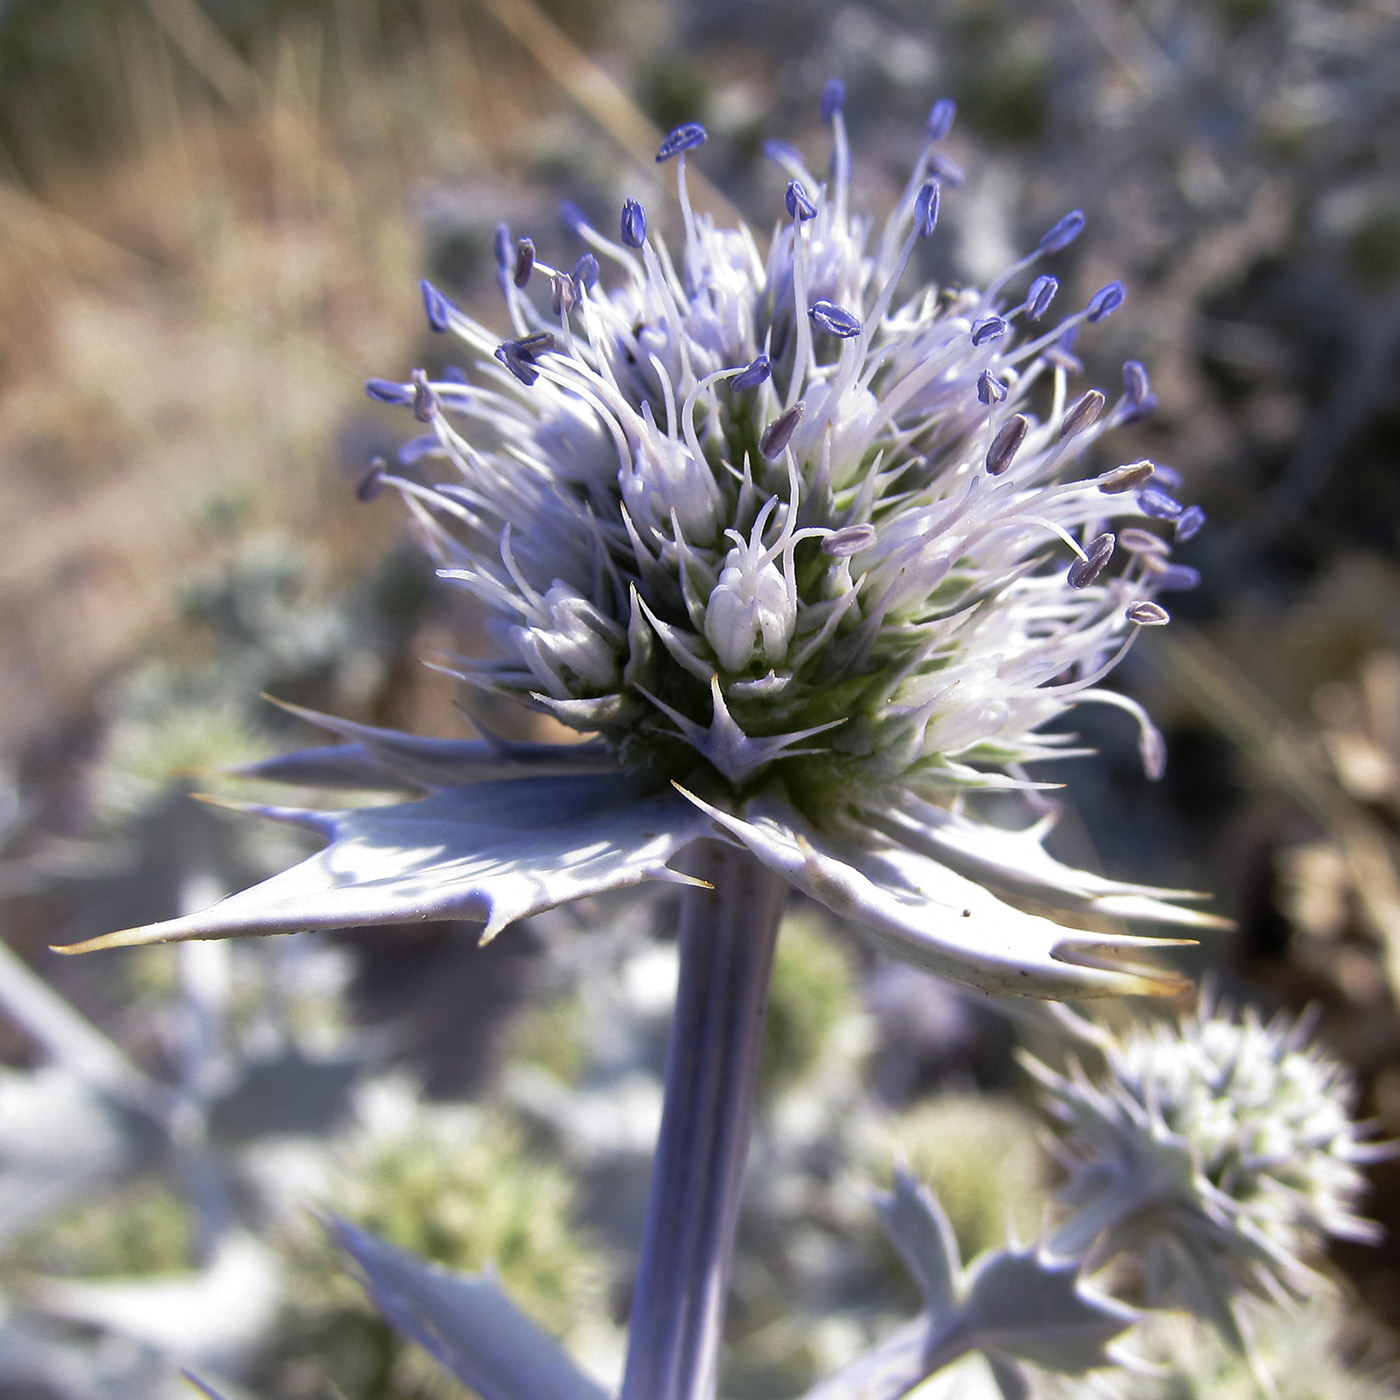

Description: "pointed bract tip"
53 925 175 956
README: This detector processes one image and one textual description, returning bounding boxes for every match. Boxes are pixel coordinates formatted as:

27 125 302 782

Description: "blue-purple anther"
1087 281 1126 322
410 369 436 423
926 97 957 141
559 200 591 234
977 370 1007 405
621 198 648 249
1099 460 1154 494
731 355 771 392
971 316 1007 346
1175 504 1207 541
1122 360 1151 404
552 272 578 317
762 139 803 167
785 180 817 222
1152 563 1201 591
821 78 846 123
573 252 600 289
986 415 1028 475
809 300 863 338
420 280 452 334
1067 532 1116 589
356 458 386 502
1061 389 1106 440
760 402 805 458
1128 600 1171 625
913 181 940 238
657 122 707 162
396 434 438 466
1026 274 1058 321
493 223 513 274
822 523 878 557
495 332 556 388
1138 487 1184 519
1038 210 1085 254
513 238 535 289
365 377 414 406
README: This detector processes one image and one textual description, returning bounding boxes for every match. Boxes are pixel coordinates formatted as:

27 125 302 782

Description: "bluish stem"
620 840 788 1400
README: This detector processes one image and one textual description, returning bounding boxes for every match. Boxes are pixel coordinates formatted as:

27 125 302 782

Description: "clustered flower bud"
1026 1000 1389 1341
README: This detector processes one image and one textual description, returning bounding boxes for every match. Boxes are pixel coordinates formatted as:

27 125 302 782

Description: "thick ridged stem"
620 840 788 1400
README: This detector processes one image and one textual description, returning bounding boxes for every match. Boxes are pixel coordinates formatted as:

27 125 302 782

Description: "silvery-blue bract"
64 108 1225 997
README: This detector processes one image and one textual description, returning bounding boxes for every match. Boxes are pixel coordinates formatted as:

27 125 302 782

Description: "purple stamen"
1138 487 1184 519
1098 461 1155 494
731 355 772 392
495 346 538 387
1060 389 1106 439
822 523 878 558
809 300 863 338
785 180 818 222
1127 600 1170 626
1086 281 1126 322
356 458 386 502
762 139 803 166
986 415 1028 475
760 402 805 458
657 122 708 162
552 272 579 317
1026 274 1058 322
621 198 648 249
513 238 536 289
560 200 591 235
493 223 513 274
574 252 600 289
410 369 436 423
365 378 413 406
1175 504 1206 541
1151 563 1201 591
420 280 452 334
1067 533 1116 589
913 181 940 239
971 316 1007 346
821 78 846 124
1119 527 1170 555
977 370 1007 405
1038 210 1085 255
926 98 957 141
1122 360 1151 405
928 153 966 186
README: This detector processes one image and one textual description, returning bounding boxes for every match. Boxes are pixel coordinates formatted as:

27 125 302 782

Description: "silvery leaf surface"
677 790 1192 998
233 702 617 791
333 1219 608 1400
877 799 1231 931
61 774 708 953
959 1248 1138 1374
875 1169 961 1319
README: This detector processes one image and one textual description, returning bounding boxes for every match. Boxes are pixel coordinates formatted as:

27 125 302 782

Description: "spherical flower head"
380 120 1197 821
64 106 1226 1003
1028 999 1388 1336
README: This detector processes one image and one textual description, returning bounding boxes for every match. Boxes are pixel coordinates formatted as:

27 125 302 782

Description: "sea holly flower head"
62 100 1227 998
1027 999 1390 1342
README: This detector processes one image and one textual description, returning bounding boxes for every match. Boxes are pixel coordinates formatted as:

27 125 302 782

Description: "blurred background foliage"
0 0 1399 1395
